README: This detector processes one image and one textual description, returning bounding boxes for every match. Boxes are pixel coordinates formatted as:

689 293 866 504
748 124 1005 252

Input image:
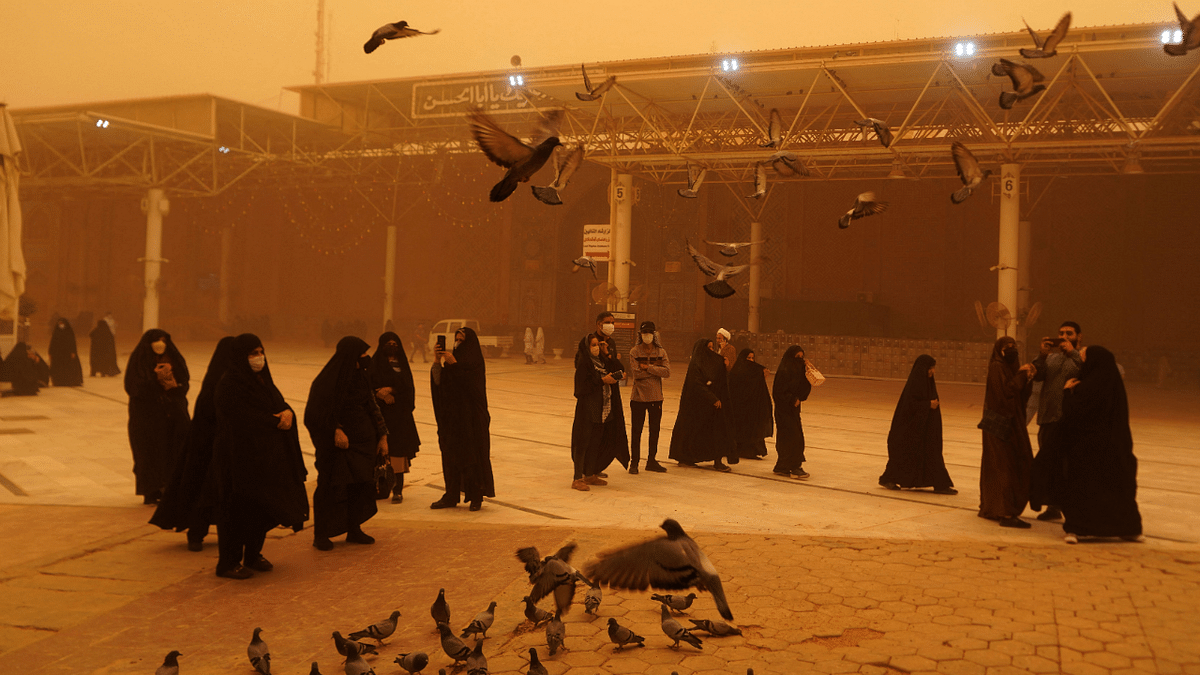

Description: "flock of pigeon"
151 520 742 675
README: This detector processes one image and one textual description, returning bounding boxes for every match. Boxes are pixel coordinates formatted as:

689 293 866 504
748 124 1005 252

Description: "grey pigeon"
652 593 697 612
527 648 548 675
993 59 1046 110
950 142 992 204
584 584 602 614
571 256 598 279
1167 3 1200 56
584 518 735 620
546 611 566 656
703 240 766 258
660 604 703 649
349 610 401 644
838 192 888 229
854 118 894 148
344 644 375 675
461 601 497 638
759 109 782 148
769 151 808 177
437 622 472 663
677 163 707 198
517 543 585 615
469 109 563 202
685 240 748 300
363 21 440 54
431 588 451 629
393 652 429 675
1020 12 1071 58
332 632 379 657
746 162 767 199
577 65 617 101
522 595 553 626
465 640 488 675
607 618 645 649
689 618 743 636
532 145 584 205
155 651 181 675
248 627 271 675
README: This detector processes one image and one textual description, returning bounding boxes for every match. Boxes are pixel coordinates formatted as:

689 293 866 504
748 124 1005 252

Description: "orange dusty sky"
1 1 1171 112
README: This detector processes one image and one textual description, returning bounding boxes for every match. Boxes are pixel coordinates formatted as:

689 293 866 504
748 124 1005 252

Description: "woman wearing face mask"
571 333 630 490
628 321 670 473
209 334 309 578
49 318 84 386
429 328 495 510
124 330 191 505
305 337 389 550
773 346 813 479
669 338 735 472
728 348 773 461
369 332 421 504
978 336 1037 529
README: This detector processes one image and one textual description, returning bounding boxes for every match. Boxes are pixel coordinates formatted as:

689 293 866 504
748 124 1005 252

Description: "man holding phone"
1030 321 1084 522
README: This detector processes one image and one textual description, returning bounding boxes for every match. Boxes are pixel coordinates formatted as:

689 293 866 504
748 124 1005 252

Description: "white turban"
717 328 731 341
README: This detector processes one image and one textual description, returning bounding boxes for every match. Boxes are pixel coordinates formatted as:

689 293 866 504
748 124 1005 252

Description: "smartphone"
436 335 447 352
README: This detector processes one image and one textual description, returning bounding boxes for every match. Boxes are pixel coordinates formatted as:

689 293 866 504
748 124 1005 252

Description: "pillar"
218 226 232 328
996 164 1020 339
612 173 633 312
1017 219 1031 351
383 224 397 330
141 188 168 333
748 221 762 333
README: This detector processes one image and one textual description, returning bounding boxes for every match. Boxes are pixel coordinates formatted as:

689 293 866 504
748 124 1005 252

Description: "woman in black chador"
125 330 190 505
570 333 630 491
211 334 309 578
772 346 813 479
879 355 956 494
370 332 421 504
1 342 50 395
429 327 495 510
89 319 121 377
669 339 734 472
728 348 774 461
48 318 84 386
1059 346 1143 543
306 336 388 551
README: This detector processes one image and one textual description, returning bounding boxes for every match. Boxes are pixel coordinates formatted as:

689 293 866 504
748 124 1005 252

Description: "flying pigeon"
517 543 585 615
532 145 584 205
854 118 894 148
1020 12 1071 58
660 604 703 649
583 518 735 620
546 611 566 656
363 21 440 54
437 622 472 663
522 595 553 626
703 240 766 258
950 142 993 204
332 632 379 657
769 151 808 177
607 618 646 649
759 109 782 147
571 256 598 279
349 610 401 644
688 619 743 636
394 652 430 675
461 602 497 639
677 163 708 198
248 628 271 675
838 192 888 229
652 593 697 613
466 640 488 675
747 163 767 199
527 648 548 675
584 584 602 614
431 588 451 629
1166 3 1200 55
468 109 562 202
993 59 1046 109
685 240 749 300
344 643 376 675
155 651 182 675
576 65 617 101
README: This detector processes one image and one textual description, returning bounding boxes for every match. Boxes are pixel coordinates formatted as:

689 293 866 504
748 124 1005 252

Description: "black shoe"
628 464 639 475
346 530 375 545
468 501 482 512
881 482 901 491
713 462 732 473
216 565 254 580
933 487 958 495
726 456 740 465
430 497 458 510
313 537 334 551
391 492 403 504
645 461 667 473
187 540 204 552
1036 508 1062 521
597 472 608 478
244 555 273 572
792 469 811 479
999 517 1032 529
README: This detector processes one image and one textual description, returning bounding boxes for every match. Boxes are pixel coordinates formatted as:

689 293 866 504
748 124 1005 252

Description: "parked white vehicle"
427 319 514 357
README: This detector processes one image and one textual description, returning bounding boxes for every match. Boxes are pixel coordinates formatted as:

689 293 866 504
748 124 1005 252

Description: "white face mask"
151 339 167 355
641 333 654 345
600 323 615 336
248 355 266 372
589 345 601 357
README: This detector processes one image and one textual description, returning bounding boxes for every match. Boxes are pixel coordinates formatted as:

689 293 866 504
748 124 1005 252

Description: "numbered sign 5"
615 185 626 202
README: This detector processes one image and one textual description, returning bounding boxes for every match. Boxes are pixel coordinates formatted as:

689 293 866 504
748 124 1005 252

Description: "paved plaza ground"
1 343 1198 674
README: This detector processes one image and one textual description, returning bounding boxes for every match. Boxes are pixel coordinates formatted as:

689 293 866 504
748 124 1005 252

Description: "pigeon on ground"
1020 12 1071 58
746 163 767 199
522 595 554 626
759 109 782 148
607 618 646 649
333 632 379 657
468 109 562 202
155 651 181 675
1167 3 1200 55
949 142 992 204
584 518 735 620
685 241 749 300
363 21 440 54
689 618 743 636
571 256 598 279
703 240 766 258
576 65 617 101
838 192 888 229
532 145 584 205
527 648 548 675
344 643 376 675
431 588 451 629
652 593 697 612
349 610 401 644
854 118 894 148
660 604 703 649
248 628 271 675
394 652 429 675
546 611 566 656
993 59 1046 110
584 583 602 614
466 640 488 675
677 163 708 198
461 602 497 639
517 543 585 615
769 151 808 177
437 622 472 663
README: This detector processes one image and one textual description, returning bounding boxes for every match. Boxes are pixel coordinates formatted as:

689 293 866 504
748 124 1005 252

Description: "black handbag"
374 460 395 500
977 409 1013 441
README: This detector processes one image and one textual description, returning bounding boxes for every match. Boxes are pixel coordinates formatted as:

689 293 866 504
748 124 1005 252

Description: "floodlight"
1162 29 1184 44
508 74 524 87
720 58 739 72
95 119 109 128
218 146 230 154
953 41 976 57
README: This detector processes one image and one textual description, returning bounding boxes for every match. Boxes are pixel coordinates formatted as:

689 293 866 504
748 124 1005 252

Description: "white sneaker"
1064 534 1078 544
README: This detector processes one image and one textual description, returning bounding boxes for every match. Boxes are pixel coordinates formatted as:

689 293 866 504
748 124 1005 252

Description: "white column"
997 164 1020 339
1017 219 1031 350
383 224 397 329
141 188 168 333
607 169 617 297
748 221 762 333
612 173 633 312
218 226 232 328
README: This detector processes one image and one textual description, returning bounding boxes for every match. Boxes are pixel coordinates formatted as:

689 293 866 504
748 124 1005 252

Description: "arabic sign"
412 80 551 118
583 224 611 260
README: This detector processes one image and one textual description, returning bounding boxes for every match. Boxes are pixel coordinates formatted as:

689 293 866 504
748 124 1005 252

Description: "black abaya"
879 355 953 490
669 339 734 464
124 330 190 499
430 327 495 504
48 320 84 386
89 320 121 376
369 332 421 461
570 334 631 479
978 337 1034 520
728 348 773 459
2 342 49 395
772 346 812 473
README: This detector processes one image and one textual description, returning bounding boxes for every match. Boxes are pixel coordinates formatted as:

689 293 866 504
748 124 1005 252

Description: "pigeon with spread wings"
468 109 562 202
532 145 584 205
1020 12 1071 58
516 543 586 615
993 59 1046 110
571 256 598 279
759 109 782 148
769 152 808 177
1166 3 1200 56
950 142 992 204
583 518 734 620
677 163 707 198
685 242 748 299
838 193 888 229
703 240 766 258
577 65 617 101
746 163 767 199
363 21 440 54
854 118 894 148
